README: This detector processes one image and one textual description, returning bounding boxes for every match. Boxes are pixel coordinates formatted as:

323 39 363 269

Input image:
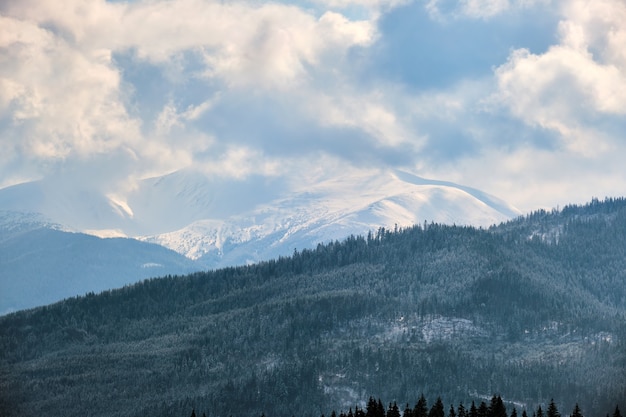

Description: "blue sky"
1 0 625 212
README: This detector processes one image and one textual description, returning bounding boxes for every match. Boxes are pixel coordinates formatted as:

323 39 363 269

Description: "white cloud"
155 97 219 136
312 0 410 15
493 0 626 155
4 0 374 88
198 8 375 89
0 14 141 163
0 0 378 185
460 0 511 19
425 0 551 20
307 87 422 148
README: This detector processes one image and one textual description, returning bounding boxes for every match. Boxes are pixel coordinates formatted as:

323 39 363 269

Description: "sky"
1 0 625 213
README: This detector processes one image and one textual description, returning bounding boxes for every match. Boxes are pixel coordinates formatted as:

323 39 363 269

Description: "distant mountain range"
0 211 199 314
0 169 521 313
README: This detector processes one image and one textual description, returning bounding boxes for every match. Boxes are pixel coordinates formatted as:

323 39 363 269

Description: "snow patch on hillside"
420 316 486 343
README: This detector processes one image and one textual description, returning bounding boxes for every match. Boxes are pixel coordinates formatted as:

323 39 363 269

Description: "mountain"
140 169 521 268
0 211 201 315
1 198 624 417
0 169 520 313
0 169 521 267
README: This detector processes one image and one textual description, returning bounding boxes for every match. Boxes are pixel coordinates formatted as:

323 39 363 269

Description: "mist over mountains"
0 169 520 312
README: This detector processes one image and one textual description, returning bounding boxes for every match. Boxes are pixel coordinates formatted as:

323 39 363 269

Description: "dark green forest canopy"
1 197 626 417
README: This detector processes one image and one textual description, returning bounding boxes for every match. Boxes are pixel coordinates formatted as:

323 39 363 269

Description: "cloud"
1 0 625 216
0 0 381 187
197 8 375 89
0 13 142 181
425 0 552 21
493 0 626 155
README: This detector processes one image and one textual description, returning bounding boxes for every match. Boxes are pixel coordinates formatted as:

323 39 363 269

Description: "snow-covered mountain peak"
138 169 521 266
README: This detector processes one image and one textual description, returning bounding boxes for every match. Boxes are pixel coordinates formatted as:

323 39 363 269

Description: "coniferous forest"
1 198 626 417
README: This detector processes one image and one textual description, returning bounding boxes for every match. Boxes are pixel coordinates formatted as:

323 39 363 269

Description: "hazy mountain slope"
0 169 520 269
0 180 135 235
0 212 201 314
1 198 624 417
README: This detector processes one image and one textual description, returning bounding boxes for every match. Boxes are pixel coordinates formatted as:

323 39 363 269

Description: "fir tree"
613 406 622 417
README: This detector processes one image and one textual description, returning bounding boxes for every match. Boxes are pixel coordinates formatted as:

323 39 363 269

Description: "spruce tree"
458 403 467 417
366 397 378 417
414 395 429 417
613 406 622 417
536 405 544 417
405 403 413 417
571 404 583 417
489 395 507 417
429 397 445 417
388 402 400 417
547 399 560 417
469 401 478 417
478 401 489 417
377 399 385 417
449 404 457 417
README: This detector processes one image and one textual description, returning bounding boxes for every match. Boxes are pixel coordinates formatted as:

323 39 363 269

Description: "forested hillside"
1 198 625 417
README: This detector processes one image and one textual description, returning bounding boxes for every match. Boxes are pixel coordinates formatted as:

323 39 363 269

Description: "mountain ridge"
0 168 521 270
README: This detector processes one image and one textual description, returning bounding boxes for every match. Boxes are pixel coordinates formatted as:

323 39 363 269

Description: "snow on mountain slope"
140 169 521 267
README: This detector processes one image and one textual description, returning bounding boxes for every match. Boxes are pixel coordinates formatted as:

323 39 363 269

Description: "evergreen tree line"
187 396 622 417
